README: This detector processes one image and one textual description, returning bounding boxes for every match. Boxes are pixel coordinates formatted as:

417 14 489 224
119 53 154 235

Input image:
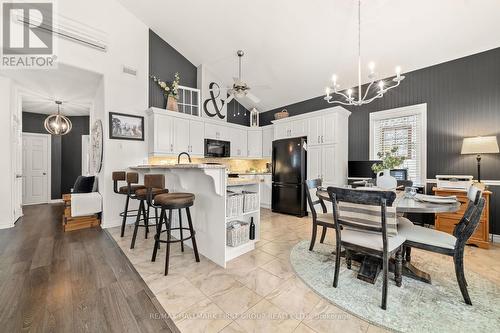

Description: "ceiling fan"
223 50 267 105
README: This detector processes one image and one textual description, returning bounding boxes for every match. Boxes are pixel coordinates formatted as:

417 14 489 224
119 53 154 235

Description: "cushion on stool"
154 193 195 207
398 220 456 250
135 188 169 199
119 184 145 194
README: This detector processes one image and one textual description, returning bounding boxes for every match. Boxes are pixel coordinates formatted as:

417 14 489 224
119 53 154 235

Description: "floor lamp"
461 136 499 183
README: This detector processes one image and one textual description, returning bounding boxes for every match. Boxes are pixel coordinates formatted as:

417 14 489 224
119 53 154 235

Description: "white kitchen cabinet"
274 118 307 140
205 122 229 141
189 119 204 155
308 116 322 145
259 174 272 208
151 113 174 154
262 126 273 158
322 113 337 144
247 130 262 158
291 119 307 137
274 122 289 140
321 144 337 184
173 118 190 153
230 128 247 157
307 145 322 180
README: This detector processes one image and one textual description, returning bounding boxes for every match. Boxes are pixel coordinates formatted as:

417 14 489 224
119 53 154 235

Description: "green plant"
372 146 405 173
150 72 181 100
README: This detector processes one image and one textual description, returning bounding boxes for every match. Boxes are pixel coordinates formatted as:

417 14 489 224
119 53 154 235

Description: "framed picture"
109 112 144 141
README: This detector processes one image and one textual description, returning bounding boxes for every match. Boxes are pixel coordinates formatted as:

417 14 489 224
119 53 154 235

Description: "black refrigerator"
272 137 307 217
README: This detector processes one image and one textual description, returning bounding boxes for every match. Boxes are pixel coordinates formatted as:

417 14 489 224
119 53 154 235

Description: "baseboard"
50 199 64 204
490 234 500 244
0 222 15 229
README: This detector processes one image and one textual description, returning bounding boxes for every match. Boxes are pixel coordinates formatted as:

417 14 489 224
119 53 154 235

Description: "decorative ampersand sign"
203 82 226 119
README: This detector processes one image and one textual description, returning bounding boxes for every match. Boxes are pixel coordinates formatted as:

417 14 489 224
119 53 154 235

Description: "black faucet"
177 151 192 164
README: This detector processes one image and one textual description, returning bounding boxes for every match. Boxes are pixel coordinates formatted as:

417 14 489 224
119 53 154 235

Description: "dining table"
315 188 461 284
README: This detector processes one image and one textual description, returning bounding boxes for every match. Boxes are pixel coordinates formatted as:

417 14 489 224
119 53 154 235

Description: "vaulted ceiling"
119 0 500 112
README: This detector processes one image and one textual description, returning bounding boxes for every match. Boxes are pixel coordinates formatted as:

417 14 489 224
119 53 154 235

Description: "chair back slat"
327 186 398 236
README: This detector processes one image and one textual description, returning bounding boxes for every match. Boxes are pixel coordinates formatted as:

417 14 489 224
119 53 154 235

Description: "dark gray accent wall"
148 29 249 126
22 112 89 199
61 116 89 194
260 47 500 234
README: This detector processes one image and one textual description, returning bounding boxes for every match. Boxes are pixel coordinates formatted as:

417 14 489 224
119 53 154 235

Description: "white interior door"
22 133 50 205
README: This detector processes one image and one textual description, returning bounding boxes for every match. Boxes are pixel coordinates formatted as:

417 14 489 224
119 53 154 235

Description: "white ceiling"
2 63 102 116
118 0 500 112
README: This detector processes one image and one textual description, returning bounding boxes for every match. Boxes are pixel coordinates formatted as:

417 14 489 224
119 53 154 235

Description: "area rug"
290 240 500 333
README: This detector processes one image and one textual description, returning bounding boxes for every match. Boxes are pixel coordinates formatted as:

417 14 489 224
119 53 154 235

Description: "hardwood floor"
0 204 179 333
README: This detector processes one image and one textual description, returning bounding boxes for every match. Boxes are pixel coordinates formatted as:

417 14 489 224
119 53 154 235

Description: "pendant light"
44 101 72 136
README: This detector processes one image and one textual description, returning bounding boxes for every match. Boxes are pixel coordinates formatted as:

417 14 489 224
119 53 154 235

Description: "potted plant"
150 72 180 111
372 146 406 190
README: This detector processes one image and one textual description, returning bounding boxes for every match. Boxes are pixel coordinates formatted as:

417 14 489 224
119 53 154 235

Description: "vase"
376 169 397 190
166 95 178 112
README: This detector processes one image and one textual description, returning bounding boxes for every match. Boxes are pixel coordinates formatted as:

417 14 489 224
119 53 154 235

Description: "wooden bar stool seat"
118 184 145 194
151 192 200 276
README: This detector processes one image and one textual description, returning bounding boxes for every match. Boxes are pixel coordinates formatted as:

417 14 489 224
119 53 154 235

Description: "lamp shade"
461 136 499 154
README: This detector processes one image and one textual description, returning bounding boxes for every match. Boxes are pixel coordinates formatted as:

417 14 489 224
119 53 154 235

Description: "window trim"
369 103 427 184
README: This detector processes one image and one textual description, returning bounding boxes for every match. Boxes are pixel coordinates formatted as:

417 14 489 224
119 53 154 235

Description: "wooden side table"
433 187 491 249
62 194 101 232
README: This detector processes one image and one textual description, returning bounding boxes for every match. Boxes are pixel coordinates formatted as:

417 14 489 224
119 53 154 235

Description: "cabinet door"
322 114 337 144
247 130 262 158
308 116 322 145
173 118 190 153
307 145 322 180
274 123 288 140
291 119 307 137
155 114 174 153
189 119 204 155
321 144 337 185
204 123 218 139
260 175 272 208
262 126 273 157
230 128 246 157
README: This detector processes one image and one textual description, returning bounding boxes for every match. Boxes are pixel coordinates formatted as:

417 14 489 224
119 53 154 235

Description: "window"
370 104 427 184
177 85 201 116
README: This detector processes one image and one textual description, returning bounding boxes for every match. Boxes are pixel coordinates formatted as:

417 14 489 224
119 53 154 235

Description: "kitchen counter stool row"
112 171 200 275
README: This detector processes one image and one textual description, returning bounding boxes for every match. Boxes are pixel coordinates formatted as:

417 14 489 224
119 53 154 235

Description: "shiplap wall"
260 47 500 234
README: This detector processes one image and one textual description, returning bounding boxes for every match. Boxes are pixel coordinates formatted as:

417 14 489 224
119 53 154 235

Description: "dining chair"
398 185 485 305
304 179 331 251
326 186 406 310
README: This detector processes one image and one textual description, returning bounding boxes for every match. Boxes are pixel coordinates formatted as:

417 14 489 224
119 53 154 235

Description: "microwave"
204 139 230 158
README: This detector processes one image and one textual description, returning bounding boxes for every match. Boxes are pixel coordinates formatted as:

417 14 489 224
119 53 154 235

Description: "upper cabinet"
230 127 247 158
247 129 262 158
308 113 338 145
274 118 307 140
261 126 273 158
205 122 230 141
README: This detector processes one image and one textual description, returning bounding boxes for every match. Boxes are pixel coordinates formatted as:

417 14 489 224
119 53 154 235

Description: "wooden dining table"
315 188 461 284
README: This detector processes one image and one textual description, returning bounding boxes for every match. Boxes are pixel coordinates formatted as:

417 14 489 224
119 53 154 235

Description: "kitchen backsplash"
148 157 271 173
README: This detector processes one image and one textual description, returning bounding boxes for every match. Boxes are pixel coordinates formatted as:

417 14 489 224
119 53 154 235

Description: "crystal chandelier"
44 101 72 135
324 0 405 106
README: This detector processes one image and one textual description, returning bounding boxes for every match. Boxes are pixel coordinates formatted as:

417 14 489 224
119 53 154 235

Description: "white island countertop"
130 163 227 170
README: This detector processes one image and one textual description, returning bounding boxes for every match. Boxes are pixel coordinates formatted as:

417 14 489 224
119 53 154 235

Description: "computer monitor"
348 160 381 179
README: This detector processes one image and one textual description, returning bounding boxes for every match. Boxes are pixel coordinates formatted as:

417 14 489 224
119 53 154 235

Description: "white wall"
0 77 13 228
1 0 149 228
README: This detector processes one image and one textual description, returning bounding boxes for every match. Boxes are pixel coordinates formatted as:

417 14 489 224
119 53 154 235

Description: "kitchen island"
130 164 260 267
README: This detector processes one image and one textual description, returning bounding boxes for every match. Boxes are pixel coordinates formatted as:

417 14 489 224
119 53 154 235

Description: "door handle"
16 174 23 178
43 172 47 175
321 135 324 143
318 135 320 143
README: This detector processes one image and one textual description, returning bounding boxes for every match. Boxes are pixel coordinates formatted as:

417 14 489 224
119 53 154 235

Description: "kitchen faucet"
177 151 192 164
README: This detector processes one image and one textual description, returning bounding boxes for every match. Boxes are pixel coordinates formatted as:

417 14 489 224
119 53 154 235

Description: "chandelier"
324 0 405 106
44 101 72 135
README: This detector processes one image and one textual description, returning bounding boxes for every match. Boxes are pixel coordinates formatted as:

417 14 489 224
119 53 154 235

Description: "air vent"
122 66 137 76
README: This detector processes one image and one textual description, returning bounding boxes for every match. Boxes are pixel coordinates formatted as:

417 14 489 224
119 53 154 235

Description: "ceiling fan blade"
246 92 260 104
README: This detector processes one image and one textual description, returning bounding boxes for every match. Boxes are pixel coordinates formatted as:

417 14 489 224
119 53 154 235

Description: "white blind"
373 114 422 184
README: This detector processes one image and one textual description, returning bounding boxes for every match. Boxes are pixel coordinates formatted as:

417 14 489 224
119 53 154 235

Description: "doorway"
22 133 51 205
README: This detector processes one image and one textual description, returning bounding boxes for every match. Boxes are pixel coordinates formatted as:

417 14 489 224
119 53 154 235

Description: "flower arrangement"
372 146 405 173
150 72 180 100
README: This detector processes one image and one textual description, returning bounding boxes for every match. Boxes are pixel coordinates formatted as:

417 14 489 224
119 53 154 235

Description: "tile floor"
108 209 500 333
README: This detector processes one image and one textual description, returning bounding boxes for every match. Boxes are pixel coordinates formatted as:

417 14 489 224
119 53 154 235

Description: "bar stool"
113 171 145 237
130 174 169 249
150 192 200 275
